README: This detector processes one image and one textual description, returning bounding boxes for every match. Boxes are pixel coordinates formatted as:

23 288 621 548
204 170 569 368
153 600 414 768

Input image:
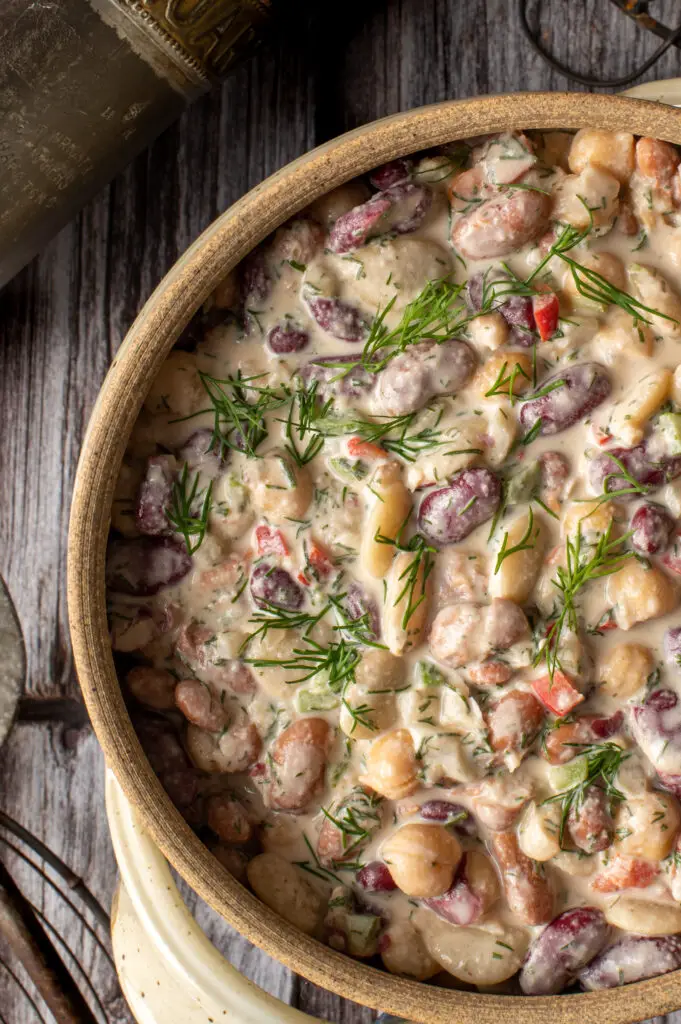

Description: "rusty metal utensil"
0 576 98 1022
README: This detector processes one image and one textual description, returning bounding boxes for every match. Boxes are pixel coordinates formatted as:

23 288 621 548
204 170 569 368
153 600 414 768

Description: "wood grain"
1 0 681 1019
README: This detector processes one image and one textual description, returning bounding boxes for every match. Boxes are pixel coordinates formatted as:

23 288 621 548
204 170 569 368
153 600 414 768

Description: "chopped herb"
166 463 213 554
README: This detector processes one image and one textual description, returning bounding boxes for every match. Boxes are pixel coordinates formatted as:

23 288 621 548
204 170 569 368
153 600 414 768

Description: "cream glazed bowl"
69 88 681 1024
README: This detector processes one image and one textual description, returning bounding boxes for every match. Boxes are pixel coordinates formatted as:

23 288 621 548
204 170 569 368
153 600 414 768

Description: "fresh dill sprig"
166 463 213 554
494 506 537 574
375 522 436 629
330 595 386 649
194 370 290 458
246 635 360 689
484 360 531 405
340 698 378 734
560 254 678 327
589 451 651 504
542 742 630 847
283 381 332 467
535 522 633 680
242 600 331 649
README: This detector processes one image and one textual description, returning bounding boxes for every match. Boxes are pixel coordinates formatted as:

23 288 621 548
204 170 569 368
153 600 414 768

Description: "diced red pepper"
254 524 289 556
297 572 311 586
307 539 335 579
532 291 559 341
346 436 386 459
531 670 585 716
591 855 658 893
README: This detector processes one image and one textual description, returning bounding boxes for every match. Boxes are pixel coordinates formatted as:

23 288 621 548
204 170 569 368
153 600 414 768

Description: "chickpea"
144 351 204 418
561 251 625 312
489 510 546 604
629 264 681 342
608 368 672 446
382 822 461 898
244 450 312 522
473 350 532 399
568 129 635 184
636 137 680 186
518 801 562 862
597 642 653 699
339 683 396 739
606 560 678 631
380 921 440 980
361 462 411 578
553 167 620 234
359 728 419 800
247 853 326 936
614 790 680 861
467 311 509 353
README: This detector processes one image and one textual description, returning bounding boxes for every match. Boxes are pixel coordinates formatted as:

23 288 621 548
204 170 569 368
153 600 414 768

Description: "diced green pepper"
296 685 340 713
329 456 368 482
657 412 681 456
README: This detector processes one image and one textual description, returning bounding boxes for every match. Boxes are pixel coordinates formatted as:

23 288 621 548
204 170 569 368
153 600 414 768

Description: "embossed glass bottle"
0 0 275 287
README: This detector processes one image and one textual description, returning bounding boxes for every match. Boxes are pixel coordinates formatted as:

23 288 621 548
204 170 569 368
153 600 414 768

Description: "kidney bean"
328 182 432 253
267 322 310 354
579 934 681 990
417 467 501 545
520 907 610 996
356 861 397 892
343 582 380 641
134 714 199 815
631 503 674 555
567 786 613 854
656 772 681 798
419 801 476 835
317 790 382 865
519 363 611 438
303 291 370 343
590 709 624 739
177 429 225 476
487 689 545 754
452 188 551 260
250 563 303 611
126 666 177 711
591 854 658 893
543 718 595 765
369 159 412 190
175 678 228 732
270 718 330 812
241 248 271 308
271 217 325 265
490 831 554 925
467 269 536 346
424 851 499 926
589 442 681 495
630 688 681 775
300 355 376 399
539 451 570 497
665 626 681 666
106 537 192 596
136 455 175 535
206 794 253 845
371 339 476 417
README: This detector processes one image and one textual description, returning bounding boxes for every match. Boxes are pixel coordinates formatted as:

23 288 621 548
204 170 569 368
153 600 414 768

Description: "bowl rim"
68 90 681 1023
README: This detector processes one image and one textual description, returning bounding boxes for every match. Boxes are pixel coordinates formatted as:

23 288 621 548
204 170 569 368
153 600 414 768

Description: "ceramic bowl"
68 91 681 1024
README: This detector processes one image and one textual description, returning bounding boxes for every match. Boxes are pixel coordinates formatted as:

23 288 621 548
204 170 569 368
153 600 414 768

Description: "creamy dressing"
108 129 681 993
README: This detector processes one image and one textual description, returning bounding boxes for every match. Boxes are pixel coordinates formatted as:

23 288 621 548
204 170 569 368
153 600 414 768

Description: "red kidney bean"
177 429 227 479
267 322 310 354
241 248 271 308
303 291 370 343
452 188 550 260
372 339 476 416
250 563 303 610
567 786 612 854
631 688 681 775
136 455 175 535
299 355 376 399
356 861 397 892
206 793 253 845
107 537 192 596
589 442 681 495
417 467 501 546
579 934 681 990
328 182 432 253
423 859 482 926
467 270 536 345
418 801 476 835
175 678 228 732
369 159 412 190
126 666 177 710
134 714 199 815
343 582 380 641
657 772 681 798
631 502 675 555
665 626 681 666
590 709 624 739
539 450 570 496
519 363 611 438
520 907 610 996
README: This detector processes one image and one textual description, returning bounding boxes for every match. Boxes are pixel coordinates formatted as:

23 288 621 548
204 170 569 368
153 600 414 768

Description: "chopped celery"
329 456 368 482
296 684 339 712
345 913 381 957
546 754 588 793
506 461 541 506
657 412 681 456
415 660 447 687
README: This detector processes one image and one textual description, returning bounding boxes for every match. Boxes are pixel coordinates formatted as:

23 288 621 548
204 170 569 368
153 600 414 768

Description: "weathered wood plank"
2 0 681 1019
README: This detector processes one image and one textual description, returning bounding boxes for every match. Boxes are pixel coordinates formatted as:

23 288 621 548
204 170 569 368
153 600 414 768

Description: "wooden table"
2 1 681 1019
